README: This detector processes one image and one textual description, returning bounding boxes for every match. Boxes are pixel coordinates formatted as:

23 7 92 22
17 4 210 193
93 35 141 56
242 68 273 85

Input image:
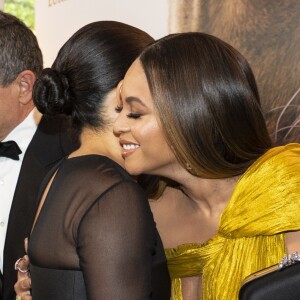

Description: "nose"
113 113 130 136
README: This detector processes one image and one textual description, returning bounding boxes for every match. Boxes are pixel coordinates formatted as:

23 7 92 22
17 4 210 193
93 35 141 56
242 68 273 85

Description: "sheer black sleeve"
77 180 157 299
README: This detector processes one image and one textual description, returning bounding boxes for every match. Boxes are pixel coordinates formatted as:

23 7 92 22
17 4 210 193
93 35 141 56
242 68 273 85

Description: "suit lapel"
2 115 79 300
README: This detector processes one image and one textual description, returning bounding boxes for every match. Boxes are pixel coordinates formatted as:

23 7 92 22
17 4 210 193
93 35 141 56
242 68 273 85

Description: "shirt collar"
3 108 42 160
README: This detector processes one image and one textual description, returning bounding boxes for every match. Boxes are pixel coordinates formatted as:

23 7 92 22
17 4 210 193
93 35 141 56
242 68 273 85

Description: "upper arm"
76 180 155 299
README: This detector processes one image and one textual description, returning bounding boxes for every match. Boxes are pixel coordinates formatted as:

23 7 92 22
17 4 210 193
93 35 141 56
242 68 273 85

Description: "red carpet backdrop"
169 0 300 145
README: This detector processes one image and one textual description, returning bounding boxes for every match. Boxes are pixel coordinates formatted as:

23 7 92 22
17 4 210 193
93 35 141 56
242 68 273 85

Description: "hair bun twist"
33 68 73 115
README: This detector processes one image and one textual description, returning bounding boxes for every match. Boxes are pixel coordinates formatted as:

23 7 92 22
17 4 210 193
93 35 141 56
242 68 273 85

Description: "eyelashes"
115 105 123 113
114 106 142 119
126 113 142 119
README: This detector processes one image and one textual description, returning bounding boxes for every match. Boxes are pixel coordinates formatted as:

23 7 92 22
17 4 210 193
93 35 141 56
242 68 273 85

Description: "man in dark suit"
0 11 79 300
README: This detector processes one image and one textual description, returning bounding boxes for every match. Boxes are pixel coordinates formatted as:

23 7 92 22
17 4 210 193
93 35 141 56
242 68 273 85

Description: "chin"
124 164 143 176
113 157 125 168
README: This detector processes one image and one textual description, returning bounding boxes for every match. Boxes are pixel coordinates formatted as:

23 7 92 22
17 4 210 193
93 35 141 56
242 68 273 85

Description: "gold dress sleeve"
165 143 300 300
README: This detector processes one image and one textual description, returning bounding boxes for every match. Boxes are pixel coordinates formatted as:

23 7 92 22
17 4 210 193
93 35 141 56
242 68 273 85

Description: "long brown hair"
139 32 272 179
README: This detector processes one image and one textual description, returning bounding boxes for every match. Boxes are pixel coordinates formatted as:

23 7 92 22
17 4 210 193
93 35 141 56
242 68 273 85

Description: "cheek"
106 129 125 167
132 119 161 142
106 107 119 124
134 121 173 157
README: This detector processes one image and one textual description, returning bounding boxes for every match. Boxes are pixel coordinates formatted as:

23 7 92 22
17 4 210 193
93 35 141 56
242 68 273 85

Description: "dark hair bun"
33 68 73 115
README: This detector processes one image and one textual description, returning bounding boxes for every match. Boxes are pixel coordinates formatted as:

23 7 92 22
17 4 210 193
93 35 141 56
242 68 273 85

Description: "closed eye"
127 113 142 119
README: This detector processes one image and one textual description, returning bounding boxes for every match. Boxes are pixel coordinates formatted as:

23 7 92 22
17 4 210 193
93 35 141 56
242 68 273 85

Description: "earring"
185 162 193 171
185 162 199 176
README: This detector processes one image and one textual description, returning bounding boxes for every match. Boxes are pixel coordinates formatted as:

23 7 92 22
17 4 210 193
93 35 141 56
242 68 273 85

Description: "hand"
14 238 32 300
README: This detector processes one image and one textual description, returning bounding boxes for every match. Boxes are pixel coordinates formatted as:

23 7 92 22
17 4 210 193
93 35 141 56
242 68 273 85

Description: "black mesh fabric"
28 155 170 299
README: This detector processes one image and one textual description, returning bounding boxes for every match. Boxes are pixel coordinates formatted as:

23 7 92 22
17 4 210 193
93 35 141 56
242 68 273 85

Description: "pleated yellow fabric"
165 143 300 300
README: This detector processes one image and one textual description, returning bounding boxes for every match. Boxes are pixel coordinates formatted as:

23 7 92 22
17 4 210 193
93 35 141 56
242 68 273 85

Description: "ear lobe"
17 70 36 105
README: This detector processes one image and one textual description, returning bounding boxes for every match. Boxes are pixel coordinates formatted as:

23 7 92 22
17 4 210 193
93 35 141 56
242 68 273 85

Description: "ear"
16 70 36 105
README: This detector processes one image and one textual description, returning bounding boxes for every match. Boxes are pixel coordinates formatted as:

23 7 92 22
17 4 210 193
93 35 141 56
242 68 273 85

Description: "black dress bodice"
28 155 170 299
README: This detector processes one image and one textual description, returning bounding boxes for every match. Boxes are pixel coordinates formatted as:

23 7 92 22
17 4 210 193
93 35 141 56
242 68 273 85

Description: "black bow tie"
0 140 22 160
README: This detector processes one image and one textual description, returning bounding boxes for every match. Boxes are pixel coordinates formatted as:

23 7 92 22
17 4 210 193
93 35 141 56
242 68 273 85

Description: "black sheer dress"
28 155 170 299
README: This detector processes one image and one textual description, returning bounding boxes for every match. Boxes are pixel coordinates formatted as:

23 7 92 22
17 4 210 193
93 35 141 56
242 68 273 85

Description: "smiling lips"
120 141 140 157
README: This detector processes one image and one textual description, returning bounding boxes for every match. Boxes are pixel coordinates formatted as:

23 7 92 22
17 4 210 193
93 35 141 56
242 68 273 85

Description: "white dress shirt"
0 109 40 272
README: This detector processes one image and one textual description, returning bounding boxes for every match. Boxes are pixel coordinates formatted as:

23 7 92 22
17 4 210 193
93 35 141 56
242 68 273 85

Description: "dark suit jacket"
1 114 79 300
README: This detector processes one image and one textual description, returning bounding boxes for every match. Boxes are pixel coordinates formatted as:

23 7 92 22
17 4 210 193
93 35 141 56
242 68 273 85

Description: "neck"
183 176 239 216
69 126 124 167
165 165 240 216
0 105 36 141
18 101 35 125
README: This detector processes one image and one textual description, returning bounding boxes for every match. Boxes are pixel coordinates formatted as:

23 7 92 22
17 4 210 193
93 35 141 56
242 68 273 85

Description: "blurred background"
1 0 299 145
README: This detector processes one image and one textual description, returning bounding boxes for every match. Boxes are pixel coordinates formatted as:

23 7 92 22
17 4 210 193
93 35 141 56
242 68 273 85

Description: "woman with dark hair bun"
114 32 300 299
16 21 170 299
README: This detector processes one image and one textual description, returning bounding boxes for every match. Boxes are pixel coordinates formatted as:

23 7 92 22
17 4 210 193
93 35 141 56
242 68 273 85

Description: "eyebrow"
125 96 147 107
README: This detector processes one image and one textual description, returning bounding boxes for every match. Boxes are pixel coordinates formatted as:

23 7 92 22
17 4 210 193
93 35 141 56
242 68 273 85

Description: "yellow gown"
165 143 300 300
